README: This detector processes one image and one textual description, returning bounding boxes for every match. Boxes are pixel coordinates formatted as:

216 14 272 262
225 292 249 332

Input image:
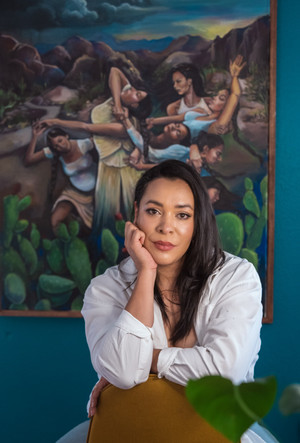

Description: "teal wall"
1 0 300 441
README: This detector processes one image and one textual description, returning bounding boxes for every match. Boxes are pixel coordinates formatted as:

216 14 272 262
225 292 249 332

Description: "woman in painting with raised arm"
148 55 245 136
121 56 244 170
24 123 97 233
40 65 152 233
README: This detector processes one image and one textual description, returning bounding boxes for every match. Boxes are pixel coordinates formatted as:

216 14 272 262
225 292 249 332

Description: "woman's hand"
187 157 203 173
32 121 46 138
88 377 110 418
146 117 154 129
229 55 246 78
125 221 157 272
113 104 126 121
39 119 57 129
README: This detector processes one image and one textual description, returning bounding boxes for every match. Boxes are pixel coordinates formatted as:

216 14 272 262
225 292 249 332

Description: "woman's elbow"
95 357 149 389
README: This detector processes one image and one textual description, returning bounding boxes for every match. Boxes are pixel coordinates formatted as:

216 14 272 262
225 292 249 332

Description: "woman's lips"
153 241 175 251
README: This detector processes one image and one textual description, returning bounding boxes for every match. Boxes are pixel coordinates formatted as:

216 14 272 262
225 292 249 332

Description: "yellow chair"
87 374 231 442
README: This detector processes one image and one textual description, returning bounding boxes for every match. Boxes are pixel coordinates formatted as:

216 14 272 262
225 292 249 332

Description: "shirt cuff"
115 310 153 338
157 347 181 378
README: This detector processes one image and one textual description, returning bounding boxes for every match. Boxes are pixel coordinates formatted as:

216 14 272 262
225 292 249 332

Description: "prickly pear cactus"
64 236 92 295
38 274 76 294
243 190 260 218
34 299 52 311
4 273 26 304
18 237 38 276
239 248 258 269
216 213 244 255
30 223 41 249
43 238 67 275
246 203 267 251
71 296 84 311
56 223 70 243
95 258 111 276
2 247 27 281
101 228 119 265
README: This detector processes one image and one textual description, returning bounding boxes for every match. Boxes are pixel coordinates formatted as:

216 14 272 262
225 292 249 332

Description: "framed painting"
0 0 276 320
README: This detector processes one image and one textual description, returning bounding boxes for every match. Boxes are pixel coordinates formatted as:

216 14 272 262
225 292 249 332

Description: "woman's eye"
177 213 191 220
146 208 159 215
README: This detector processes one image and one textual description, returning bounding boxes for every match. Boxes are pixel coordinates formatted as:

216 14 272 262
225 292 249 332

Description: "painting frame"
0 0 277 320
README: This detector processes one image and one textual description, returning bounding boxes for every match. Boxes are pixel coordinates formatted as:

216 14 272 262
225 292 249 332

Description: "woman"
56 160 276 443
88 66 152 234
148 55 245 137
125 56 244 169
166 63 208 115
188 131 224 175
25 123 97 232
124 124 223 176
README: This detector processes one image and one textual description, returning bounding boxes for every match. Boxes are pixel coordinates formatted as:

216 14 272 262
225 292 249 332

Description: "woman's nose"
156 215 174 233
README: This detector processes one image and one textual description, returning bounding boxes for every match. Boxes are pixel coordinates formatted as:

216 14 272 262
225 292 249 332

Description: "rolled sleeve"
82 271 154 390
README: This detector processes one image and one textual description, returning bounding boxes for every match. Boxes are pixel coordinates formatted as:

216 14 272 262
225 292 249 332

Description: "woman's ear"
202 145 209 156
133 201 138 225
187 78 192 86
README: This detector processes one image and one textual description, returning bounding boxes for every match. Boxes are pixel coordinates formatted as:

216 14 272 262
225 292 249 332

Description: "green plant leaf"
279 384 300 415
101 228 119 265
244 177 253 191
186 375 277 443
216 213 244 255
71 296 83 311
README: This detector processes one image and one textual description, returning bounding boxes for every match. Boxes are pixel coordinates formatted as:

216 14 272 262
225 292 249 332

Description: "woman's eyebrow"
145 200 194 210
145 200 163 206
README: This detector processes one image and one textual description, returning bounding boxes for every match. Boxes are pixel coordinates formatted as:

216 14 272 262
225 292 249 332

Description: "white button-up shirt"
82 252 262 389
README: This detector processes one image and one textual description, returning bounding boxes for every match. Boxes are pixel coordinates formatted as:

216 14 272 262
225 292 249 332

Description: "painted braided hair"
46 128 68 201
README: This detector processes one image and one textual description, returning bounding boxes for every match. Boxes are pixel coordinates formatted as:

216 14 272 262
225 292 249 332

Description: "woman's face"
172 71 192 96
207 187 220 204
49 135 70 153
135 178 194 270
202 144 223 165
208 89 229 113
164 123 189 143
121 86 147 107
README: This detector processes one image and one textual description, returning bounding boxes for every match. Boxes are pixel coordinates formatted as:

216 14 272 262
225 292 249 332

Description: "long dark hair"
46 128 68 201
196 131 224 153
170 63 206 97
196 131 224 173
134 159 225 344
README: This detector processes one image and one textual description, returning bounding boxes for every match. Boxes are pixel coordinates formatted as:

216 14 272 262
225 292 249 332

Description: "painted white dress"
91 87 142 233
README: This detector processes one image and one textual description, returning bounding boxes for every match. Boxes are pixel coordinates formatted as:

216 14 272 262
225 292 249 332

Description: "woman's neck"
156 262 182 292
183 88 200 108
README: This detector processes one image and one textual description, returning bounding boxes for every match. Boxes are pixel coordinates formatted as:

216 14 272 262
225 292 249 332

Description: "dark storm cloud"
0 0 156 30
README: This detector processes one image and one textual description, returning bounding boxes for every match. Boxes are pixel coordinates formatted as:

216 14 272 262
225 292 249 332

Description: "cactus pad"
216 212 244 255
4 273 26 304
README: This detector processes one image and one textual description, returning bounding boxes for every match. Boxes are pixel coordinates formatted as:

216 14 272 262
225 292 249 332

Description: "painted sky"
0 0 270 45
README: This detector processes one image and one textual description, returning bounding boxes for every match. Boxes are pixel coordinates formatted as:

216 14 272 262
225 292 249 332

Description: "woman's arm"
208 55 246 134
147 113 185 127
154 258 262 385
166 99 181 116
41 118 128 138
24 123 48 165
124 222 157 327
82 222 157 389
108 67 130 119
